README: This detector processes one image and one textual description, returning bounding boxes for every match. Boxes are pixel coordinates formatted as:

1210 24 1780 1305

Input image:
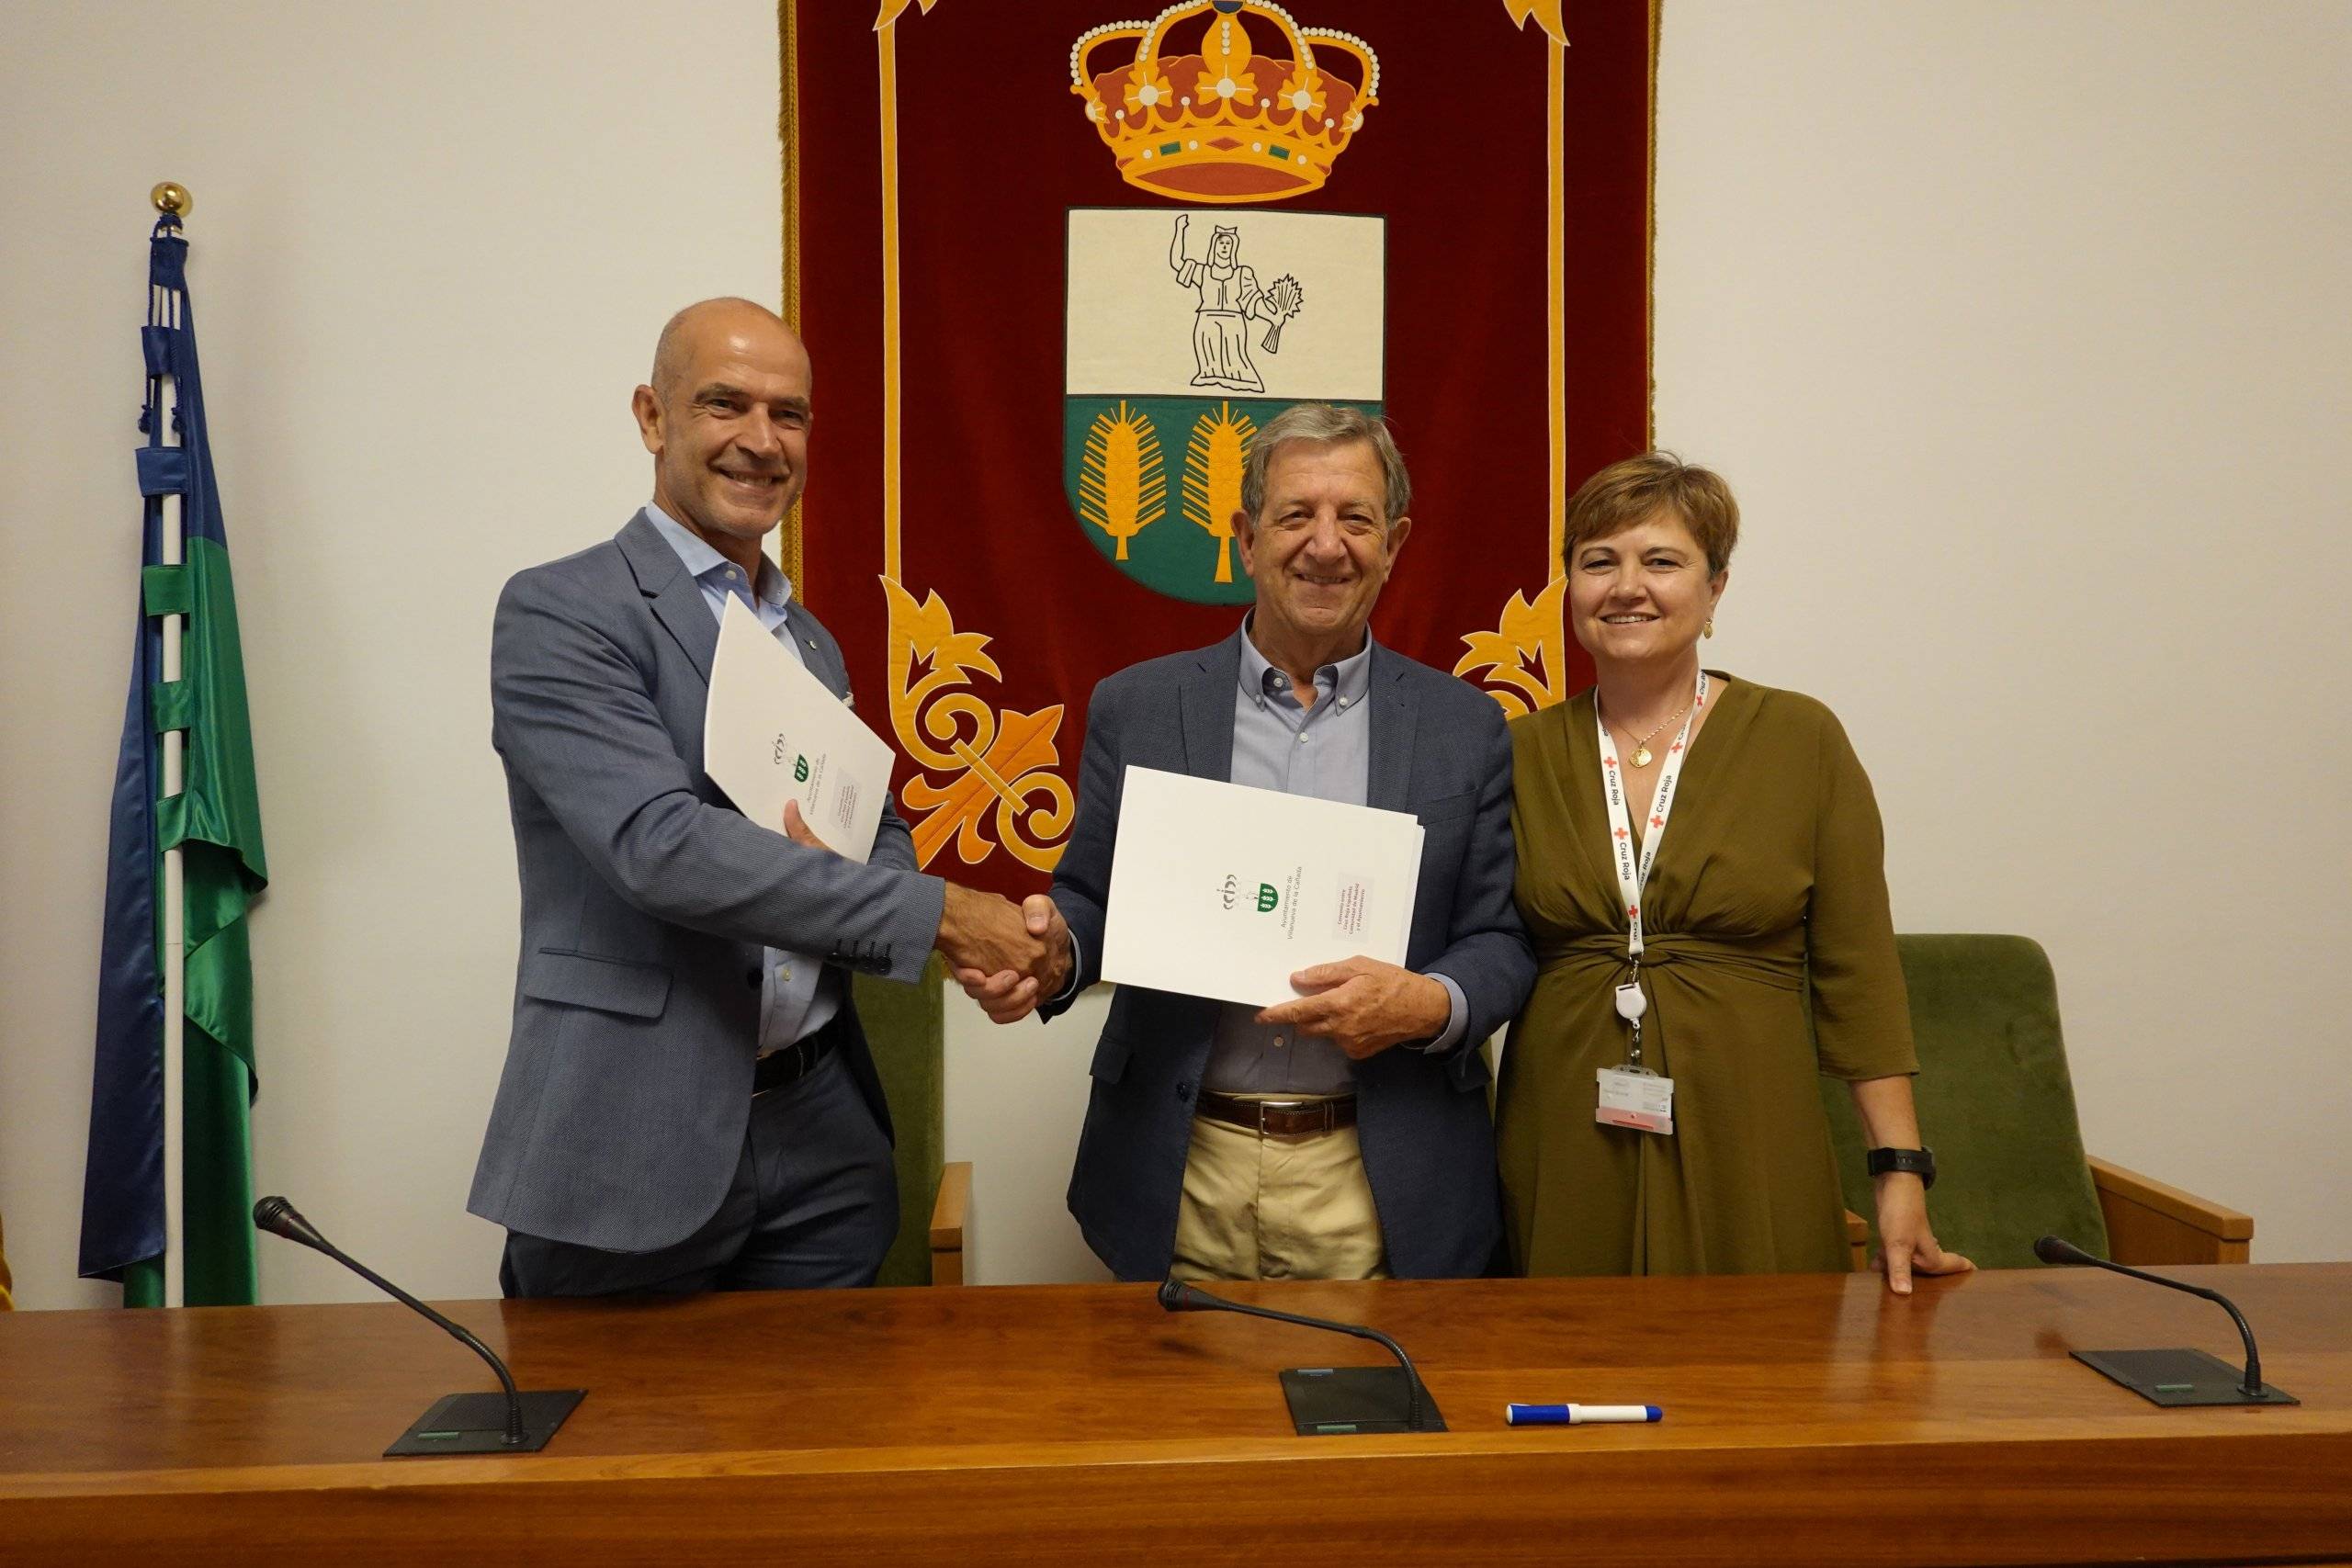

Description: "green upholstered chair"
853 956 971 1286
1823 934 2251 1273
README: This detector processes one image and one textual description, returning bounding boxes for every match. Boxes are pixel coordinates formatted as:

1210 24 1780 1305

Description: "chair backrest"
1820 934 2109 1270
854 956 948 1287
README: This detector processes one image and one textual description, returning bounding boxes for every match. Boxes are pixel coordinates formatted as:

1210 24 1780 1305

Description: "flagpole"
153 182 189 1309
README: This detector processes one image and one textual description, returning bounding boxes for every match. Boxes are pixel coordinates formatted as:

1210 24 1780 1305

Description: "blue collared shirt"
644 503 841 1053
1202 618 1468 1094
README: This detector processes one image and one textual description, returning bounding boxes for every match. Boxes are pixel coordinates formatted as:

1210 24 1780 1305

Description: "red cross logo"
1603 756 1617 769
1627 904 1640 919
1614 827 1629 840
1670 741 1683 753
1650 815 1665 828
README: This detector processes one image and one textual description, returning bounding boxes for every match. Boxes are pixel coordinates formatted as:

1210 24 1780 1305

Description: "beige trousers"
1170 1105 1391 1281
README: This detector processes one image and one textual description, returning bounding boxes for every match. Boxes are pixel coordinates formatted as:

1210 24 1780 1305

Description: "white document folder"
1102 766 1425 1008
702 595 893 863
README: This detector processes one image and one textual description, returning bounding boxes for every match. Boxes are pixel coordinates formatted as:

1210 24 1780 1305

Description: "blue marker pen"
1506 1403 1663 1426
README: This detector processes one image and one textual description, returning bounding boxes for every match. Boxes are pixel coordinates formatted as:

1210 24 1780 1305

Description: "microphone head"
2034 1235 2093 1266
253 1196 329 1252
1157 1279 1204 1312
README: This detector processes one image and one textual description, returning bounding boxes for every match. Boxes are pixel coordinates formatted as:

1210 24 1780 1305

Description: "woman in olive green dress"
1499 455 1971 1292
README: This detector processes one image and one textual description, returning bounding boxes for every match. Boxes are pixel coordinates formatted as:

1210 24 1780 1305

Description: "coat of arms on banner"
1064 207 1383 604
1063 6 1385 604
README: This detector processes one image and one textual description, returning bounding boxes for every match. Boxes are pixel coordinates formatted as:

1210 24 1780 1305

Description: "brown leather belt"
1194 1089 1357 1138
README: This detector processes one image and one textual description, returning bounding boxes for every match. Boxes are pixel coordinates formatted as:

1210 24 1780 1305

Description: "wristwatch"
1866 1146 1937 1189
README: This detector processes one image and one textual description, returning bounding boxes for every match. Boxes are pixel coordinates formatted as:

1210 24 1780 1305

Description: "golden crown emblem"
1070 1 1380 204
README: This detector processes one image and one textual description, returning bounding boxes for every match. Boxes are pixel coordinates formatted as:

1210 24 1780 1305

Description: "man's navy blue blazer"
1042 629 1535 1280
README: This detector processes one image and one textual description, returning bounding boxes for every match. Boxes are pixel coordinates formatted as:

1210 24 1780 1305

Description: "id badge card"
1596 1066 1674 1135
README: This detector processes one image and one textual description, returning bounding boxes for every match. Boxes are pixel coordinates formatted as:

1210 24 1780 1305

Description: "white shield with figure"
1064 206 1385 604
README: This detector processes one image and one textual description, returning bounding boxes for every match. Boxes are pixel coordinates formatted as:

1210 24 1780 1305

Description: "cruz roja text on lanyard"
1593 670 1708 1135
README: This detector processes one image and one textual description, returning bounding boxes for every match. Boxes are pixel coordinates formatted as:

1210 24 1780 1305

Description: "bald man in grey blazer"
470 299 1054 1295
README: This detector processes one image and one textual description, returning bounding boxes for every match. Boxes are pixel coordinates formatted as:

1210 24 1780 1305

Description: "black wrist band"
1866 1146 1937 1190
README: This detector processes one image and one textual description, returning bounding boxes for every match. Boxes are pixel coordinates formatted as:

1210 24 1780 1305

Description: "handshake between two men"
778 800 1072 1017
476 304 1504 1296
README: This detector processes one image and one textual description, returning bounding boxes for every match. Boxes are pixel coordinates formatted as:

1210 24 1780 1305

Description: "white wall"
1651 1 2352 1258
3 1 2344 1309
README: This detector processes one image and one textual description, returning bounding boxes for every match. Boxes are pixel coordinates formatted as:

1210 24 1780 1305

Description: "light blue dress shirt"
1201 619 1469 1094
644 503 842 1054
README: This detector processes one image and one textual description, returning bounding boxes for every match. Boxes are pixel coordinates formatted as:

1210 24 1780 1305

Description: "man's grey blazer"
469 511 945 1255
1041 631 1535 1280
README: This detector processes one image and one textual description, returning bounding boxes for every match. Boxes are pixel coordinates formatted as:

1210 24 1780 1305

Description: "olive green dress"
1498 676 1917 1276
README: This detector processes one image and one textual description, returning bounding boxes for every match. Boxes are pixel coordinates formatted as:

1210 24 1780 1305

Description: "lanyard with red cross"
1594 670 1708 1069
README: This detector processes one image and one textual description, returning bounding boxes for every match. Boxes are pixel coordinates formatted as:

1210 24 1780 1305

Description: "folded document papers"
1102 766 1423 1007
702 595 893 863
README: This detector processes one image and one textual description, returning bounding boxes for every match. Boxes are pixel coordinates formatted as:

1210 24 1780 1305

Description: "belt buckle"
1258 1098 1323 1136
783 1036 816 1087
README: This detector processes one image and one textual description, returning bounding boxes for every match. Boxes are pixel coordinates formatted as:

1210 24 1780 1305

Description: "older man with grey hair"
961 402 1534 1281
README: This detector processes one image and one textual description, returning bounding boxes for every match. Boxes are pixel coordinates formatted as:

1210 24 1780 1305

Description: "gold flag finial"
151 182 193 217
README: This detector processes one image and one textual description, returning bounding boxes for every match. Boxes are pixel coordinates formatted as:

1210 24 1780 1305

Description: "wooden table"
3 1265 2346 1565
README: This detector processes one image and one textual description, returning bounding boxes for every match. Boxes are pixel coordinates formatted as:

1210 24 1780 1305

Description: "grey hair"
1238 402 1411 526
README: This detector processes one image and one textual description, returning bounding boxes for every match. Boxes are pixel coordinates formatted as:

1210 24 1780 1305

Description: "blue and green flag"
79 213 268 1308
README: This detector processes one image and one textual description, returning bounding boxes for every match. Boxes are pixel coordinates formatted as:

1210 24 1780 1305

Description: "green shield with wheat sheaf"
1062 396 1381 604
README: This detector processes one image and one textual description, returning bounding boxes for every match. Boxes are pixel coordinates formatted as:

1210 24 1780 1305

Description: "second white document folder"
1102 766 1424 1008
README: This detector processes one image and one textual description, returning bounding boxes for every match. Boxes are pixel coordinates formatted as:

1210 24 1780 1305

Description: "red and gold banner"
785 0 1655 896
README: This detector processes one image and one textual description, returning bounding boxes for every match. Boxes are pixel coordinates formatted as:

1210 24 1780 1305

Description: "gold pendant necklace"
1613 694 1695 771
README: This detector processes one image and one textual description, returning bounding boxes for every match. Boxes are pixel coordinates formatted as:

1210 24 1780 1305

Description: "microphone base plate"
1279 1366 1446 1435
384 1389 587 1455
2071 1348 2298 1407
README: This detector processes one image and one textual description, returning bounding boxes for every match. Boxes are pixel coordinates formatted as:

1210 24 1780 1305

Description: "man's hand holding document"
701 596 893 860
1102 766 1425 1013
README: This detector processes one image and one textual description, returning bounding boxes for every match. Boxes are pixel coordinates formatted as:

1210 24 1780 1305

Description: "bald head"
650 297 800 400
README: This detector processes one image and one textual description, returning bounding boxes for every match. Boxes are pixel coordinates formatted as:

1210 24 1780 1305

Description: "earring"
1703 619 1715 639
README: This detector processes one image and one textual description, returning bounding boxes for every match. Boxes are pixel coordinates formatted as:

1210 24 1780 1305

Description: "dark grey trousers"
499 1047 898 1297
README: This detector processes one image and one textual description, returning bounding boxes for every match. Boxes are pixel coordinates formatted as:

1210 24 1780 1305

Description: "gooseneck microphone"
1158 1280 1442 1433
2032 1235 2264 1393
255 1196 525 1444
254 1197 584 1453
2034 1234 2295 1407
